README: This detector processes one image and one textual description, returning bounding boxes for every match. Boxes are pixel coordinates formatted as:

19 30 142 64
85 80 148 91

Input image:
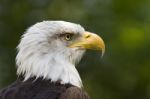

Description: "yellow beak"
69 32 105 56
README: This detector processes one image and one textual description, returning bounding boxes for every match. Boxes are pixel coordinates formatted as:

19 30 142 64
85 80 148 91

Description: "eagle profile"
0 21 105 99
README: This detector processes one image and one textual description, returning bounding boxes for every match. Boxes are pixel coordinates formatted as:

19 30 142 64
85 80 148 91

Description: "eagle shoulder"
59 87 90 99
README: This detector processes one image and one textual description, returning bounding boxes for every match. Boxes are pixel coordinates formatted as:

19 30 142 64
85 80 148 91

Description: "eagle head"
16 21 105 87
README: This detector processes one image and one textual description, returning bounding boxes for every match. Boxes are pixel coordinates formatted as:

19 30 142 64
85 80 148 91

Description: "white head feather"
16 21 86 88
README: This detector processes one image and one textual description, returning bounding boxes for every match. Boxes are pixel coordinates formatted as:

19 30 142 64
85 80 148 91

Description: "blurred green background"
0 0 150 99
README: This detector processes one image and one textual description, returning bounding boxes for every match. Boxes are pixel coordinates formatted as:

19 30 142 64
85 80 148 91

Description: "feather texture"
0 77 90 99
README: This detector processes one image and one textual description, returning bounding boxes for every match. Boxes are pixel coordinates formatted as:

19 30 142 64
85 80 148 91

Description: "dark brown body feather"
0 77 90 99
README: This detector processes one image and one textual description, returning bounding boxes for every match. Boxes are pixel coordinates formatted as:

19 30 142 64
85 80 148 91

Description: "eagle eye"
64 33 73 41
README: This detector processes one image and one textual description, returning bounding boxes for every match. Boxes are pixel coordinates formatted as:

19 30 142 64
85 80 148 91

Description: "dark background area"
0 0 150 99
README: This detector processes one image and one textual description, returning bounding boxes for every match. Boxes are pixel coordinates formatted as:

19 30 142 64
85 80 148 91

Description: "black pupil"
66 34 70 39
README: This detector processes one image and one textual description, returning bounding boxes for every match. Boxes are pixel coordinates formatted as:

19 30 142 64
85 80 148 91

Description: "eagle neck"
17 54 83 88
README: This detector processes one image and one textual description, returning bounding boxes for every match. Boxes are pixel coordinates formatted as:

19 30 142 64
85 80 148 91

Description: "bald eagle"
0 21 105 99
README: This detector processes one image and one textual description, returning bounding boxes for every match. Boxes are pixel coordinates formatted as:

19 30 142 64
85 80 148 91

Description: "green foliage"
0 0 150 99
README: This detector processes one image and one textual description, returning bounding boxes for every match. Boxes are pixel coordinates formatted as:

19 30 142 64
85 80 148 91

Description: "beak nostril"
85 34 91 38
